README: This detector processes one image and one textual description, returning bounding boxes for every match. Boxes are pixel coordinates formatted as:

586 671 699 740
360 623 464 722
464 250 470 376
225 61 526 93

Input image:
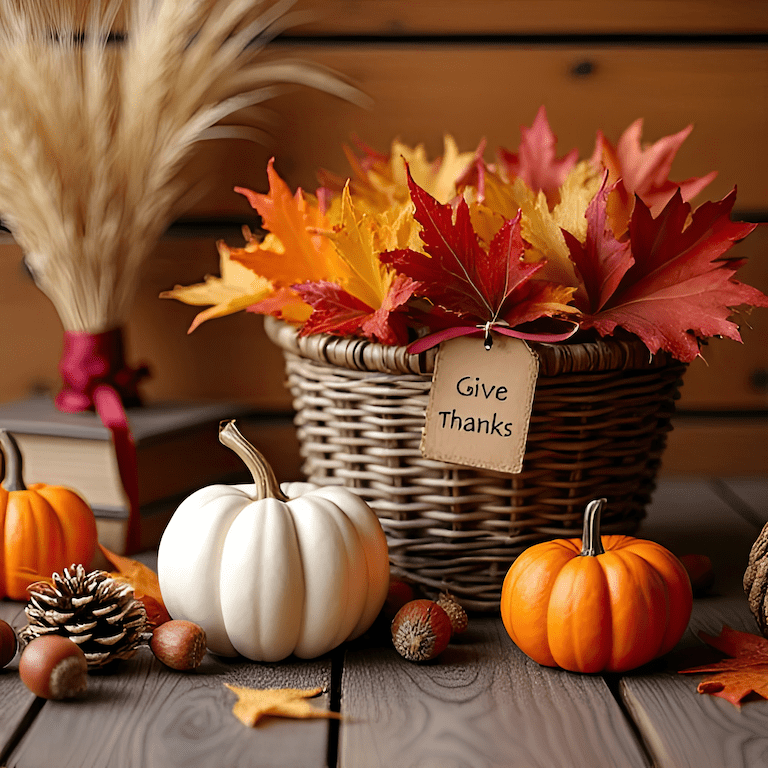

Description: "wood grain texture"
216 45 768 212
0 602 38 757
285 0 768 35
662 419 768 477
675 226 768 412
339 618 649 768
639 478 761 596
6 647 334 768
177 41 768 220
621 478 768 768
620 601 768 768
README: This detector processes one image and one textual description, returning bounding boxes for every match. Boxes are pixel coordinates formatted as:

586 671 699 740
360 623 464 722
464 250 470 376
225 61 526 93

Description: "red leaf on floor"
679 624 768 707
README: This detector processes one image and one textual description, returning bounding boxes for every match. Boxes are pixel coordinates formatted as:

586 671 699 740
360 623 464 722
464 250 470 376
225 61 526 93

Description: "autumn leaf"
99 545 171 627
292 185 421 344
563 174 633 314
159 240 273 332
318 134 477 208
246 286 313 324
575 189 767 362
592 119 717 217
497 106 579 206
225 684 341 727
381 169 575 330
294 273 416 345
468 161 592 292
679 625 768 707
234 158 350 285
164 160 358 328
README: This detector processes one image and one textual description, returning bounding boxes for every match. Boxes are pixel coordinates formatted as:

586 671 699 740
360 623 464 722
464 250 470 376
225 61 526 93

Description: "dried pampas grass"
0 0 364 333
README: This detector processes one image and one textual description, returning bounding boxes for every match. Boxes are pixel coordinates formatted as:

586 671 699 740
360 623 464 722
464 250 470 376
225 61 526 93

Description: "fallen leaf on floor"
225 684 342 727
678 624 768 707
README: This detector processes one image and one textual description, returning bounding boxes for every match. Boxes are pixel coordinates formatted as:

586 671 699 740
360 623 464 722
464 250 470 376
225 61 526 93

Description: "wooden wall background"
1 0 766 475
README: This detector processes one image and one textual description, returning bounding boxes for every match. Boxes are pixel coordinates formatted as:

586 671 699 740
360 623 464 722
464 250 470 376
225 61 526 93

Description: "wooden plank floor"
0 477 766 767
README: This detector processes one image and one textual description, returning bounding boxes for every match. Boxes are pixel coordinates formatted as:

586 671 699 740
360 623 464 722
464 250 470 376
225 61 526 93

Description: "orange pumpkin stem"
0 430 26 492
218 419 288 501
580 498 607 557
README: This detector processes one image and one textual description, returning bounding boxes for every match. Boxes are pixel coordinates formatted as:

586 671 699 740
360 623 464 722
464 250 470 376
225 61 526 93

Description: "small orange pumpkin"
500 498 692 673
0 429 98 600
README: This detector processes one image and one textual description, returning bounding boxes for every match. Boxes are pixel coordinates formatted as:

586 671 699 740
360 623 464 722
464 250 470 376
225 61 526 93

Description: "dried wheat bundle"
0 0 362 333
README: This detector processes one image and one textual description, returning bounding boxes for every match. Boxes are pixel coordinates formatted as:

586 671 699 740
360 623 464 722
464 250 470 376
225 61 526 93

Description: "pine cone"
20 565 150 668
744 522 768 636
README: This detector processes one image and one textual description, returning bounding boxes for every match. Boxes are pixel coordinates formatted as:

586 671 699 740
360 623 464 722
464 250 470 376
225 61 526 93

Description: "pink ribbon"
406 321 580 355
56 328 149 555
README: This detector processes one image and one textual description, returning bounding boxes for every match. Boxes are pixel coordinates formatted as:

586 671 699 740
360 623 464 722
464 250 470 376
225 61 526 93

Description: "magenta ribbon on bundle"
406 320 580 355
55 328 149 555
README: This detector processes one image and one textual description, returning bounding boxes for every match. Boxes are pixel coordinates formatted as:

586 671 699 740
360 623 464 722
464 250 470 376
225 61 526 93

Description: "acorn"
150 620 207 671
0 619 17 668
19 635 88 700
436 591 469 635
391 599 452 662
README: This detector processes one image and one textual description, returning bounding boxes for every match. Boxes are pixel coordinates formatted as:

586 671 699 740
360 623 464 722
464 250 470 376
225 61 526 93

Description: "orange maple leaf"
679 624 768 707
233 158 350 286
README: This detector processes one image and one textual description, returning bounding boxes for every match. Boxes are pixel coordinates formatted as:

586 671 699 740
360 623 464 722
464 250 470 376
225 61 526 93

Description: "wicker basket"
265 317 687 611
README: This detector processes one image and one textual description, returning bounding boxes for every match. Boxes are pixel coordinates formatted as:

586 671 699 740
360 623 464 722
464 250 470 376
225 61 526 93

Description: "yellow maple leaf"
337 135 475 209
325 185 410 310
553 160 603 242
160 240 273 332
225 685 341 728
481 168 583 290
468 202 507 250
372 198 424 253
391 135 476 204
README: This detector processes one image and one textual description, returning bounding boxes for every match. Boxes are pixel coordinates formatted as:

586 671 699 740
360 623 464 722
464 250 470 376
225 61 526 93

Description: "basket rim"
263 316 678 377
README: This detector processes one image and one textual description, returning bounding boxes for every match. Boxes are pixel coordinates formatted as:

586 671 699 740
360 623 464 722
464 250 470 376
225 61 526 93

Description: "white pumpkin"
157 420 390 662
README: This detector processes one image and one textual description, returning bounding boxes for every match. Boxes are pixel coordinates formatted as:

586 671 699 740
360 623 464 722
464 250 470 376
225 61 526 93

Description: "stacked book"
0 396 300 553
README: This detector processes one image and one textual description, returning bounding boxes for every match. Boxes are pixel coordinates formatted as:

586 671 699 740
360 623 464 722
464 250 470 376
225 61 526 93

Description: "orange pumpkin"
500 498 692 673
0 430 98 600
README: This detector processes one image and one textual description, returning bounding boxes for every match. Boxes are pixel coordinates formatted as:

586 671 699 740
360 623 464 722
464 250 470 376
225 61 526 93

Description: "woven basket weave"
265 317 687 611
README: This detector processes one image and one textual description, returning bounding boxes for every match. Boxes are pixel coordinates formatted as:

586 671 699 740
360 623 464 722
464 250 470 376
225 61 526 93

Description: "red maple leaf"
679 624 768 707
592 120 717 216
497 106 578 205
563 175 633 314
380 170 573 330
574 189 766 362
293 274 417 346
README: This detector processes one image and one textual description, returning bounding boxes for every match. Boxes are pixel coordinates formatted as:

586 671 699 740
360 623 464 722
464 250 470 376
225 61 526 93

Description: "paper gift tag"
421 334 539 474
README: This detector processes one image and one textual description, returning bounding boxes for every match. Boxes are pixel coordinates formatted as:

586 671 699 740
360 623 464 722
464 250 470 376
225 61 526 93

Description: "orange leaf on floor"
98 545 171 627
679 624 768 707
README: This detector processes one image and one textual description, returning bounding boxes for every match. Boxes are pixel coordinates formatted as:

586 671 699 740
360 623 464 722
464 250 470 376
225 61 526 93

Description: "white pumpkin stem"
580 498 607 557
0 429 26 492
218 420 287 501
